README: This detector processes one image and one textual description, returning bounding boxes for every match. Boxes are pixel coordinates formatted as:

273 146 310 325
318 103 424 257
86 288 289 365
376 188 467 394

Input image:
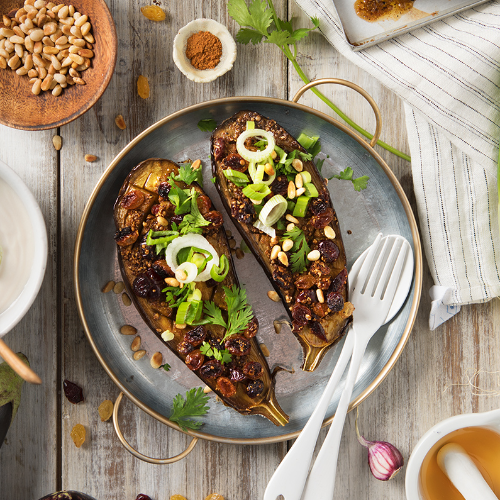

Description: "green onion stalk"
265 0 411 162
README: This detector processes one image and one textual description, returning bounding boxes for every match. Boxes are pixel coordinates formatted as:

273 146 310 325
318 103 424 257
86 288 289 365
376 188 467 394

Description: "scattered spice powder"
185 31 222 70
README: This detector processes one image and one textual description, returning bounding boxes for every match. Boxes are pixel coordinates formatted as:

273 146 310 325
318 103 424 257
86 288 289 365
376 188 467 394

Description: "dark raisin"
151 204 161 216
292 320 305 333
170 214 185 226
231 198 255 224
225 336 251 356
317 277 332 290
327 292 344 312
272 265 293 290
114 226 138 246
310 321 327 341
184 325 207 346
311 209 334 229
209 337 224 351
216 376 236 398
199 359 224 379
329 268 348 294
296 290 317 304
185 350 204 371
246 379 264 398
292 303 312 325
242 361 263 380
63 379 84 404
311 302 330 318
309 197 328 215
135 495 153 500
294 275 316 289
243 316 259 339
229 366 246 383
152 259 174 278
223 153 248 172
270 175 288 197
145 269 162 300
204 210 223 230
318 240 340 262
157 181 171 199
205 278 217 288
139 235 158 261
197 194 212 214
213 137 226 162
177 341 195 356
132 274 153 298
120 189 145 209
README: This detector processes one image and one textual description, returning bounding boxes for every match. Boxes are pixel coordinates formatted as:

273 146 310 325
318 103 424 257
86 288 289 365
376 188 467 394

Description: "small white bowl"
0 160 48 336
405 408 500 500
173 18 237 83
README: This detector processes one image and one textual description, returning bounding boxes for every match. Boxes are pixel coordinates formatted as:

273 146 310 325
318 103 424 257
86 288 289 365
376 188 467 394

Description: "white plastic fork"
263 234 412 500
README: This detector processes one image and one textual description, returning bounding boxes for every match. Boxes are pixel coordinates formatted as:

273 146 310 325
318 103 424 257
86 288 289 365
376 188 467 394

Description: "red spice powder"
185 30 222 70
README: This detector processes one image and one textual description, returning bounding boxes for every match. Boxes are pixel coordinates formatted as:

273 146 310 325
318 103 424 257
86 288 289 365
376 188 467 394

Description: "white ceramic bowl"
405 408 500 500
0 160 47 336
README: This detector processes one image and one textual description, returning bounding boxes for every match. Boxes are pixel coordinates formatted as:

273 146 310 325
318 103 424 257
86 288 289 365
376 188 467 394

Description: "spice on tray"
185 31 222 70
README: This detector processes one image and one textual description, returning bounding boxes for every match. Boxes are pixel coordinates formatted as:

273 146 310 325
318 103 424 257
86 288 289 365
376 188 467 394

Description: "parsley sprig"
329 167 369 192
281 226 310 273
172 163 202 186
197 118 218 132
163 282 193 307
200 341 232 364
227 0 410 162
169 387 210 431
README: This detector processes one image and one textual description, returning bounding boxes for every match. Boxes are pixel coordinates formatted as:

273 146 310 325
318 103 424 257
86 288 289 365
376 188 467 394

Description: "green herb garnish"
197 118 218 132
163 282 193 307
163 363 171 371
173 162 203 186
200 341 233 364
178 190 211 235
281 226 310 273
167 178 193 215
329 167 369 192
169 387 210 431
227 0 410 162
211 176 217 184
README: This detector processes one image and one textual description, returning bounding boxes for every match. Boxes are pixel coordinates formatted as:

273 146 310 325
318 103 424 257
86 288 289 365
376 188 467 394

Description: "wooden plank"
0 125 58 499
59 0 288 498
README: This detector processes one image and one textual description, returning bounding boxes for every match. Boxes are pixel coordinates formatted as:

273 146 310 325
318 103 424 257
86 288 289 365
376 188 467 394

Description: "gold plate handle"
113 392 199 464
292 78 382 148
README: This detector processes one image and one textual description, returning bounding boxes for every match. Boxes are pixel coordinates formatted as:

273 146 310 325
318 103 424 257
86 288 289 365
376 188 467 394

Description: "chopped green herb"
163 363 171 371
200 341 232 364
240 240 251 253
316 158 325 173
169 387 210 431
211 176 217 184
173 163 202 186
167 178 193 215
197 118 218 132
329 167 369 192
163 282 193 308
178 190 211 235
281 226 310 273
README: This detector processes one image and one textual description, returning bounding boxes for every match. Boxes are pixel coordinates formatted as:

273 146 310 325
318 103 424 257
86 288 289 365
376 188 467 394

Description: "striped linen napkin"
294 0 500 328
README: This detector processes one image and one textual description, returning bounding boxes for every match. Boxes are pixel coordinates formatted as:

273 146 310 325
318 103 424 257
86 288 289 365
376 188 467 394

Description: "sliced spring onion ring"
166 234 219 282
293 196 310 218
175 301 191 325
297 132 319 151
242 183 271 201
253 219 276 238
254 164 265 183
300 171 312 184
248 162 276 186
246 121 255 130
223 168 249 186
175 261 198 284
210 254 229 282
187 289 202 302
274 145 287 164
236 129 276 164
304 183 319 198
258 195 287 227
185 300 203 324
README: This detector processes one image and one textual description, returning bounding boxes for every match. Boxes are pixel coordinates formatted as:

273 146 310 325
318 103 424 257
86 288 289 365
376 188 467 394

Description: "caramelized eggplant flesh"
114 158 288 426
211 112 353 372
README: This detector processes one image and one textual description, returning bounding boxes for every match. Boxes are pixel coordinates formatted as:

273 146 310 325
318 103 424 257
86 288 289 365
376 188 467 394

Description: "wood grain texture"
0 125 58 499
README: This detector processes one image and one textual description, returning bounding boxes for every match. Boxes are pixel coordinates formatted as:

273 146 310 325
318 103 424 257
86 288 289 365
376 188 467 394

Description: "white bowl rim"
405 408 500 500
0 159 48 336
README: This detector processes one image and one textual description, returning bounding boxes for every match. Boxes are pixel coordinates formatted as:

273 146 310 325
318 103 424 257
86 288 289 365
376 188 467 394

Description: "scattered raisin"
197 194 212 214
70 424 86 448
242 361 263 380
120 189 145 210
199 360 224 379
309 197 328 215
98 400 114 422
140 5 166 21
208 337 224 351
230 198 255 224
223 153 248 172
151 204 161 215
243 316 259 339
185 350 204 371
229 366 246 383
63 380 84 404
213 137 226 162
292 320 305 333
294 274 316 289
204 210 223 230
291 303 312 325
158 181 171 199
170 214 185 226
318 240 340 262
309 261 331 278
139 235 158 261
329 268 348 294
136 495 153 500
272 265 293 290
152 259 174 278
246 379 264 398
270 175 288 197
114 226 139 246
177 340 195 356
184 325 207 346
310 321 327 341
311 302 330 318
225 336 251 356
327 292 344 312
296 289 317 304
216 377 236 398
137 75 150 99
310 208 334 229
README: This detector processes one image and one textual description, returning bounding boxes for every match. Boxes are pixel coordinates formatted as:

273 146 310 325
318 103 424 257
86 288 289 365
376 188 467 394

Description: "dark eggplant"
211 111 353 372
114 159 288 426
38 492 97 500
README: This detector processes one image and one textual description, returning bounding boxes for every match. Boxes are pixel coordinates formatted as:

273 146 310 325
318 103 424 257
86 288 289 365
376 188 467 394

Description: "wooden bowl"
0 0 116 130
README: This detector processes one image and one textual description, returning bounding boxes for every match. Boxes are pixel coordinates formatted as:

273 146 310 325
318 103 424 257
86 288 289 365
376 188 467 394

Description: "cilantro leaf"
202 301 227 329
236 28 264 44
169 387 210 431
281 227 310 273
316 158 325 173
200 341 232 365
352 175 370 191
291 28 313 42
311 16 320 29
178 190 211 235
173 163 200 186
329 167 369 191
248 0 273 35
163 363 171 371
163 283 192 307
223 285 254 339
265 30 295 47
197 119 217 132
168 179 192 215
227 0 254 27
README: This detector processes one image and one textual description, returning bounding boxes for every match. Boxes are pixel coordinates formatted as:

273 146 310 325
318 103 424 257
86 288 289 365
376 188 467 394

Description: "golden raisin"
137 75 150 99
70 423 86 448
98 399 114 422
170 496 187 500
140 5 166 21
204 495 225 500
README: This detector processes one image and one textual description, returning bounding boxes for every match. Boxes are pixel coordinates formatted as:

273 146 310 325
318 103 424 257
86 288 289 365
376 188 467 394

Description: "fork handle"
301 331 368 500
263 333 354 500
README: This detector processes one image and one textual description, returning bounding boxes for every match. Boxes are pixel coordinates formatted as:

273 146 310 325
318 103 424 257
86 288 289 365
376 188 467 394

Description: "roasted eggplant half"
114 158 288 426
211 111 353 372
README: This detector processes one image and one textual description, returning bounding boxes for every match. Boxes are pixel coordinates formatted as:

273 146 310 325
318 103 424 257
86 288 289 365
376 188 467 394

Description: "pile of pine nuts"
0 0 95 96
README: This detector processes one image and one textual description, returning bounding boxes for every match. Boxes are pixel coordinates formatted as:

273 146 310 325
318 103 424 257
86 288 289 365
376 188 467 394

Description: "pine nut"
296 187 306 196
0 28 15 37
40 73 53 90
288 181 296 199
2 15 11 27
53 72 65 83
307 250 321 261
10 35 25 44
157 216 168 226
102 280 115 293
73 76 85 85
175 323 186 330
69 52 83 64
175 269 187 282
38 66 47 79
273 320 282 334
270 245 281 260
78 48 93 58
28 68 38 77
278 251 289 266
52 134 62 149
115 114 126 130
24 36 34 51
16 66 28 75
236 248 244 259
165 277 180 287
260 343 270 357
267 291 281 302
31 77 41 94
264 162 275 176
122 293 131 306
120 325 137 335
286 223 295 232
83 33 94 43
52 83 62 96
8 54 20 69
270 235 279 246
285 214 299 224
316 289 325 303
191 159 201 170
57 5 68 18
292 159 303 172
150 352 163 369
74 14 87 27
295 173 303 189
0 56 6 69
69 5 74 16
203 386 213 394
55 35 67 44
324 226 336 239
81 22 91 36
113 281 125 294
69 25 81 38
282 239 293 252
133 349 146 360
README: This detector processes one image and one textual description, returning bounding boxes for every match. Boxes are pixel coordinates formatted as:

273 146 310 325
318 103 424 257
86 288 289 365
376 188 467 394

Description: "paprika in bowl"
173 18 237 83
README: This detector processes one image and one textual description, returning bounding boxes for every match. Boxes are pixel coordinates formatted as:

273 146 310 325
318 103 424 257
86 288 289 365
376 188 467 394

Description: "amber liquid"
419 426 500 500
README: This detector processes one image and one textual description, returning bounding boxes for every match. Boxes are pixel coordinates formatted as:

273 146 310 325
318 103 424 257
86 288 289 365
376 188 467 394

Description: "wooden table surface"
1 1 499 499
